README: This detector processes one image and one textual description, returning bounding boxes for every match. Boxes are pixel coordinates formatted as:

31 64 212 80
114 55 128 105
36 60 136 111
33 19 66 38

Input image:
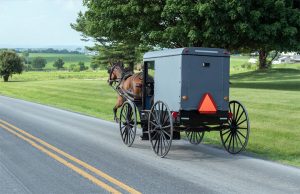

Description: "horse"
108 62 144 122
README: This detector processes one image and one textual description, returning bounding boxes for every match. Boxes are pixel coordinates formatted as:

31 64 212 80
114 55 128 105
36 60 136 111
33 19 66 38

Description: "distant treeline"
16 48 82 54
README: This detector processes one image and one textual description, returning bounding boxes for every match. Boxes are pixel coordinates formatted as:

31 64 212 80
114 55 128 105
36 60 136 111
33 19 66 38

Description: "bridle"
108 63 125 87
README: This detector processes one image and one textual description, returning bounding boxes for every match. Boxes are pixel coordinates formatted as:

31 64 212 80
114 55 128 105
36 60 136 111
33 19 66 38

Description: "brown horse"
108 62 143 122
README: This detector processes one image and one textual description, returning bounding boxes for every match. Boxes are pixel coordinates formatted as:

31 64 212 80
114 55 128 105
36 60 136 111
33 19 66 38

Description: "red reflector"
228 112 233 119
198 93 217 114
172 111 179 119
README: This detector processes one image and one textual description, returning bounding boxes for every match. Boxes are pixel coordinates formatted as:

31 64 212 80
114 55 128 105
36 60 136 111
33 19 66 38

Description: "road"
0 95 299 194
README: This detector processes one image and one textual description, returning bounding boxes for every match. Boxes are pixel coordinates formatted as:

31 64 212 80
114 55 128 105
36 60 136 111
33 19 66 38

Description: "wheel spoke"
193 132 196 143
160 104 164 124
235 133 239 149
160 135 163 155
236 110 245 124
237 130 247 139
237 118 247 126
150 126 159 133
124 129 128 144
121 128 126 139
162 125 171 129
232 134 235 153
151 131 159 140
235 104 240 121
162 132 169 147
123 105 128 116
162 129 171 138
222 129 231 136
224 131 232 145
228 132 234 151
186 131 191 138
156 134 161 154
150 121 159 127
233 102 236 120
162 134 167 153
153 134 159 149
236 132 244 146
151 112 160 126
121 114 127 121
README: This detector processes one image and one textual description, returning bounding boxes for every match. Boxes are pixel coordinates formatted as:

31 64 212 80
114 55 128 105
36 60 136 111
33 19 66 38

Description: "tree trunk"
3 75 9 82
258 49 268 69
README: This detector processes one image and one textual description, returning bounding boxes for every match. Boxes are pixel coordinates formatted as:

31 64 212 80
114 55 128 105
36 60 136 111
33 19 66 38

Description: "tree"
69 62 88 72
22 51 30 64
187 0 300 69
53 58 65 69
32 57 47 69
88 42 148 70
73 0 300 69
0 50 23 82
90 63 100 70
78 61 88 71
71 0 161 68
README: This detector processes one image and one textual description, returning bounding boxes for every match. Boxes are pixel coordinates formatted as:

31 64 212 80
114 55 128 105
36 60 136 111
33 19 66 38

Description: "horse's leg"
113 95 124 123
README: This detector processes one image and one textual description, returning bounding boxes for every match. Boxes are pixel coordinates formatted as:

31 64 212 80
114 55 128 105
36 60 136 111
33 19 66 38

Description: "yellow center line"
0 119 141 194
0 123 121 194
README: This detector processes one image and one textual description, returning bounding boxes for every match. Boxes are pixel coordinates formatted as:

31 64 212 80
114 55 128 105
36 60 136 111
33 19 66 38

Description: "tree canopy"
88 43 148 70
53 58 65 69
73 0 300 69
32 57 47 69
0 50 23 82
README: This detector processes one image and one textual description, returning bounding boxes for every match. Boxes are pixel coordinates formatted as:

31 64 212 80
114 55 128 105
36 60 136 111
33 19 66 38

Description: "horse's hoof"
115 118 120 123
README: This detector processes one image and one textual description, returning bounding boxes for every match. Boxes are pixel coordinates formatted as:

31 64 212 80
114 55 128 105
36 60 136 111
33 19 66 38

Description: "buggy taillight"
172 111 179 119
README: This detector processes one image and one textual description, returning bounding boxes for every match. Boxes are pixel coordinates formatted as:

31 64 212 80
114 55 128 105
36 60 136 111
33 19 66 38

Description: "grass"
0 56 300 167
27 53 92 69
8 71 107 82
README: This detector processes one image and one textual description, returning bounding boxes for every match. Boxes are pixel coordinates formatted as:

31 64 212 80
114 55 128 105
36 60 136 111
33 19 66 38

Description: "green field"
0 56 300 167
28 53 92 69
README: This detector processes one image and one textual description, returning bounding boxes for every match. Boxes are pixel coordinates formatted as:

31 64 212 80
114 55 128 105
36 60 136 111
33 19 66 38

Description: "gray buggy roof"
143 47 228 59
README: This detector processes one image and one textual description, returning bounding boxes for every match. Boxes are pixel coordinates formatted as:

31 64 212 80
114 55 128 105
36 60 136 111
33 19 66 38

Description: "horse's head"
107 62 124 85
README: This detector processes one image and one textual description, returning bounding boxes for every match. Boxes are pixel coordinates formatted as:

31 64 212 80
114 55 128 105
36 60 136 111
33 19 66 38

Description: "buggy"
110 47 250 157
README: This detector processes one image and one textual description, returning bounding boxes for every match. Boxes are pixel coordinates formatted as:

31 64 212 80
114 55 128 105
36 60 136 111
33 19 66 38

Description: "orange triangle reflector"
198 93 217 114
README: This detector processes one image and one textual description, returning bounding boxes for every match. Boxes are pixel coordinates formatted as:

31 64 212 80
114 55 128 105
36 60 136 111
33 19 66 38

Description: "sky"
0 0 92 48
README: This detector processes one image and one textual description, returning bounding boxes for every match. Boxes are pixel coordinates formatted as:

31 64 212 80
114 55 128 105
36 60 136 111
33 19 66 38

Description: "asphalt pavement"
0 95 299 194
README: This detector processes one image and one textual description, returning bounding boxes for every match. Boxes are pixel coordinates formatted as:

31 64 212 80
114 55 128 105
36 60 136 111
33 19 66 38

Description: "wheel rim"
148 101 173 158
186 131 205 145
119 101 137 147
220 101 250 154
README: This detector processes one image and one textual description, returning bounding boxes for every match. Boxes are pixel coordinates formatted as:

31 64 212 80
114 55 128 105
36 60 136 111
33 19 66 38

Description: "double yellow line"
0 119 141 194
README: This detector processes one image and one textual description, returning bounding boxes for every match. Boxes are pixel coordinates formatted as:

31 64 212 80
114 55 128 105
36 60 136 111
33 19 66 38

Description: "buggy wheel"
119 101 137 147
185 131 205 145
148 101 173 158
220 100 250 154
